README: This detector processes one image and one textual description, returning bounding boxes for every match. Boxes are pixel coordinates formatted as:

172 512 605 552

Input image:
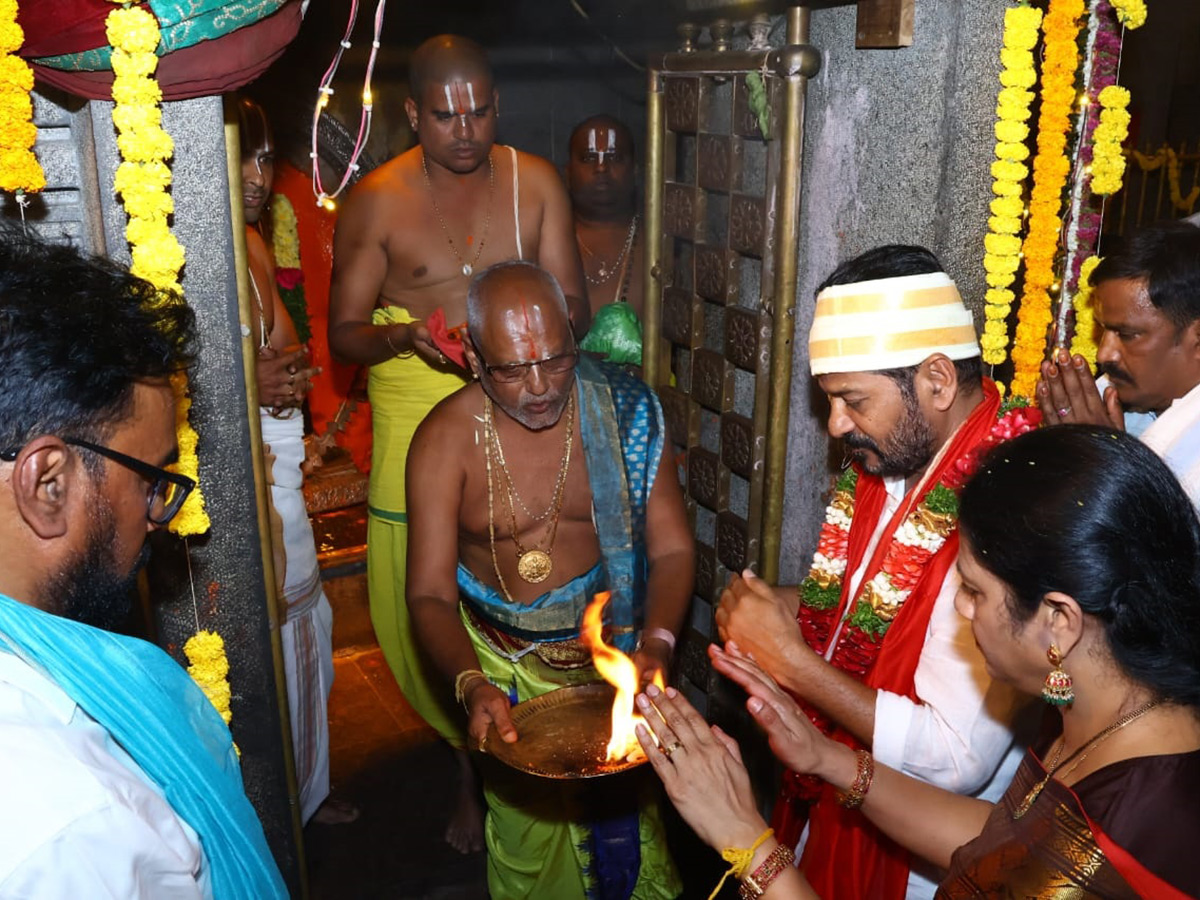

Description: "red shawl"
778 381 1002 900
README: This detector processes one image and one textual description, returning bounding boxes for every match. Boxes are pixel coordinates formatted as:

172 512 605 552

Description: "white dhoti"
261 409 334 825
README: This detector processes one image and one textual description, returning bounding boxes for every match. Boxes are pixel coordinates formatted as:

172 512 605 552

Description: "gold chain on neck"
1012 699 1160 819
483 393 574 594
422 149 494 277
576 214 638 286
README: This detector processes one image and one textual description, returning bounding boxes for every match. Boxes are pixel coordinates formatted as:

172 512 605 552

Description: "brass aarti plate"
480 682 648 779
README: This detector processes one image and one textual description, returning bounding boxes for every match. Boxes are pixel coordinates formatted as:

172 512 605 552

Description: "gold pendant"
1012 776 1049 819
517 549 552 583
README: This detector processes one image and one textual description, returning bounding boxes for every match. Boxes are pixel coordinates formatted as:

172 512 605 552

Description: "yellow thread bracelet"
709 826 773 900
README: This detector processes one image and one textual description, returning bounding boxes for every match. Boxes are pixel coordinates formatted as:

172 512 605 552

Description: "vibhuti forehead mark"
587 127 620 164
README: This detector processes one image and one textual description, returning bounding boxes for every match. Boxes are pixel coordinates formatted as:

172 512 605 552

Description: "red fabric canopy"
19 1 303 101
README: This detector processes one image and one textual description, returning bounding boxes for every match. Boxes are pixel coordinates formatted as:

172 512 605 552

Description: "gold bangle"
383 324 414 358
836 749 875 809
738 843 796 899
454 669 488 708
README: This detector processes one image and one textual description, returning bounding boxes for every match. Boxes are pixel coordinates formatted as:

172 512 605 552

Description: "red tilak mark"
466 235 474 245
450 82 471 117
520 298 540 359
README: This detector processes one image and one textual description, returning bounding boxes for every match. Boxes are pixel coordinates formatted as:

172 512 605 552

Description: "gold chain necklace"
576 214 638 285
1012 699 1160 819
483 393 574 591
422 149 494 277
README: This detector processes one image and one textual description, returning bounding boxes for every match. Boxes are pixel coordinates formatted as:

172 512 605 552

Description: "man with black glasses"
0 226 285 897
405 260 692 899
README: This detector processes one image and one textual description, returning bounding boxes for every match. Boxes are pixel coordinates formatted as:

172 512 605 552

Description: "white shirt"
0 650 211 899
1140 380 1200 512
801 475 1028 900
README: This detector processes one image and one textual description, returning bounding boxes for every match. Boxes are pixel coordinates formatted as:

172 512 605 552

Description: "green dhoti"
454 357 681 900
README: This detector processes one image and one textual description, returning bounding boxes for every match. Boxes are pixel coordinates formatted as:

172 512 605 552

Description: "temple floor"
305 564 490 899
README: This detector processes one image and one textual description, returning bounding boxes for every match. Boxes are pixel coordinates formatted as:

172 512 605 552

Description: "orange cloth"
271 162 372 473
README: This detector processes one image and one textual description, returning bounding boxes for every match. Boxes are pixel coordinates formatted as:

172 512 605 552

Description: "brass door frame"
643 8 820 598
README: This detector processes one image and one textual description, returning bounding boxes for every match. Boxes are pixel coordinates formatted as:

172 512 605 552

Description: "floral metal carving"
695 245 729 301
663 287 699 347
716 511 748 573
687 447 721 510
692 349 728 412
666 77 699 133
721 414 755 479
698 134 731 192
725 307 759 370
729 195 765 257
664 183 697 239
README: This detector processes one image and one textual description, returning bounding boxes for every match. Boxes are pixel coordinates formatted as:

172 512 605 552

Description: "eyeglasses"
0 437 196 526
480 350 579 384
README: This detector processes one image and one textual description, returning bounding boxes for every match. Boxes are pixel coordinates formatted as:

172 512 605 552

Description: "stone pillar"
780 0 1006 581
22 88 302 893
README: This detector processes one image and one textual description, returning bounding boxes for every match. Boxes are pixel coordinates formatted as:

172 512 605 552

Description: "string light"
310 0 388 206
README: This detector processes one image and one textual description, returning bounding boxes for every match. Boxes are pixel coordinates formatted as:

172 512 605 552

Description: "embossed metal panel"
651 65 785 610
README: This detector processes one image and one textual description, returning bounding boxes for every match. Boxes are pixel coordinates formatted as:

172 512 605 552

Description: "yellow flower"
271 195 302 269
184 630 233 725
1112 0 1147 29
106 6 162 55
1012 0 1085 398
111 49 158 78
1069 255 1101 366
0 54 32 91
0 148 45 192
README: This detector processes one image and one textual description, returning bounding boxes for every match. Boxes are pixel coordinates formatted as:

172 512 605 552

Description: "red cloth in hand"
427 308 467 368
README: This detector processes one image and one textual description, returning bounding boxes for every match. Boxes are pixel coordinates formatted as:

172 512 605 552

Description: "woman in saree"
635 426 1200 899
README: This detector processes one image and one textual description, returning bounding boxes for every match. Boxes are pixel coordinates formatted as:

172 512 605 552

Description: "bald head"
467 261 570 350
410 34 494 110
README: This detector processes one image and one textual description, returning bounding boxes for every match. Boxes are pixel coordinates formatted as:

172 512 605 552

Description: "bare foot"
445 748 485 853
311 796 360 825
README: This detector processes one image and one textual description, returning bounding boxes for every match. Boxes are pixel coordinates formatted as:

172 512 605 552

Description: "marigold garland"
1129 147 1200 213
1010 0 1085 399
269 194 311 342
981 3 1043 367
1069 255 1101 365
1111 0 1146 29
105 2 208 536
184 629 233 724
0 0 44 195
1090 86 1130 196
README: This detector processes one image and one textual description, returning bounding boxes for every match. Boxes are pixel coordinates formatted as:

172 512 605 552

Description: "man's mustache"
1097 361 1134 384
843 433 880 453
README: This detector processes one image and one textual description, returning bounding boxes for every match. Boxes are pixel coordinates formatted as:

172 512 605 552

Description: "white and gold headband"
808 272 980 376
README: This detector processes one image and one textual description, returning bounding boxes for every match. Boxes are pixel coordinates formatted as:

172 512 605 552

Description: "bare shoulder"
511 148 568 199
340 151 419 218
411 383 481 462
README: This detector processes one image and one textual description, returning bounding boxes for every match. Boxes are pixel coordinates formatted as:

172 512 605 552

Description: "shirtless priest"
328 34 588 851
406 260 691 899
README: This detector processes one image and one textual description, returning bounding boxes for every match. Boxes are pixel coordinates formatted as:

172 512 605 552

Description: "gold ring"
661 740 683 758
438 352 447 365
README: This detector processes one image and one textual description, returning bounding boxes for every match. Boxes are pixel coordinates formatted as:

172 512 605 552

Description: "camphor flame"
581 592 665 762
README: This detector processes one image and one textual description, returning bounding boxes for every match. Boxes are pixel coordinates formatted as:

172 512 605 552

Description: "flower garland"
1111 0 1146 29
1129 147 1200 212
981 3 1043 368
105 2 208 536
0 0 44 196
1010 0 1086 399
798 401 1043 680
1089 85 1130 195
1069 255 1101 365
184 630 233 723
269 194 311 342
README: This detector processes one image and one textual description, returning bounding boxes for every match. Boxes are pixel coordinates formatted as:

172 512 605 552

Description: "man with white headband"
716 245 1028 900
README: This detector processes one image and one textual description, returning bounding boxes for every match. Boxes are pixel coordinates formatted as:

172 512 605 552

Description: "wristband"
383 324 414 358
710 826 773 900
738 843 796 899
836 749 875 809
638 627 676 653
